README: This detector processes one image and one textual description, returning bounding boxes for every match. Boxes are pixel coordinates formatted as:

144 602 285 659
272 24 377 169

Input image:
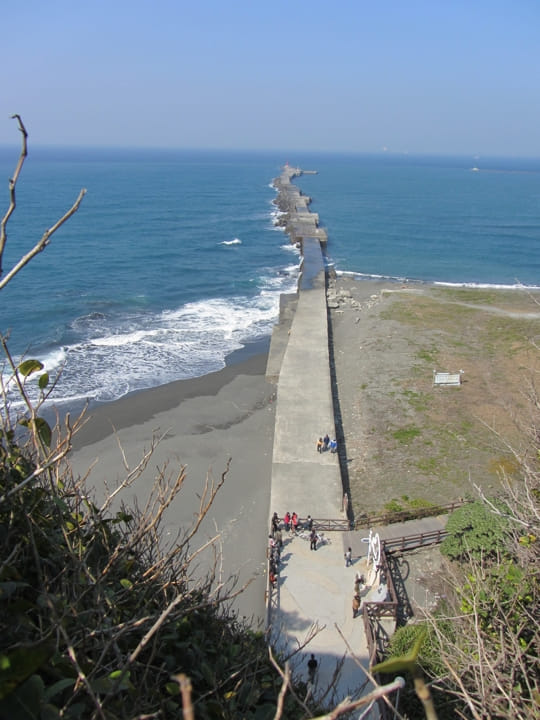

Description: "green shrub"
383 621 458 720
387 621 449 680
408 497 435 509
441 499 509 561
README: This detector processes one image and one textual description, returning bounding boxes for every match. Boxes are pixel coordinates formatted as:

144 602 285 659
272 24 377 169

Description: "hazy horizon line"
1 144 539 163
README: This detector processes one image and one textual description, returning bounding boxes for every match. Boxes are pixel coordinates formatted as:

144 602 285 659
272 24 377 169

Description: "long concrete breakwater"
263 169 372 705
267 166 343 520
272 166 328 251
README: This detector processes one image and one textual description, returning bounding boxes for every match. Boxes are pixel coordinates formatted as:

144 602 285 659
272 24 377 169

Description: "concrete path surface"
269 246 343 519
268 528 375 707
267 236 375 704
267 172 377 707
265 167 450 713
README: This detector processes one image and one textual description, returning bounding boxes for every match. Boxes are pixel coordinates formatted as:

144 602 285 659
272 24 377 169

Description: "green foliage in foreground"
382 622 458 720
0 429 297 720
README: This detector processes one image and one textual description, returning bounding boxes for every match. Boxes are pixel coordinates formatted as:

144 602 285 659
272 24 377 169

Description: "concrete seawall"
267 166 343 519
264 169 371 704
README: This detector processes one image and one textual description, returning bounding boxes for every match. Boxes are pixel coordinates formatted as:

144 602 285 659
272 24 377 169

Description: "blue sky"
2 0 539 156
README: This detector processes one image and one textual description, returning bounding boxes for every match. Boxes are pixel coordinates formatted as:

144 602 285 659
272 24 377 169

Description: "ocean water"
0 148 539 409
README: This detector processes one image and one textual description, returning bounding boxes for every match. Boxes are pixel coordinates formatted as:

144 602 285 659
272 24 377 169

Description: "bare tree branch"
0 114 27 270
0 114 86 289
0 187 86 290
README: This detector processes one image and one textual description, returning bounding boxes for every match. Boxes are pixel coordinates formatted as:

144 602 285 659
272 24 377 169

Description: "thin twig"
0 188 86 290
0 114 28 269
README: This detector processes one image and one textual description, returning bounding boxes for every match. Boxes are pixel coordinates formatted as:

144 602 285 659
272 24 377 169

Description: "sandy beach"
69 276 540 625
70 351 277 625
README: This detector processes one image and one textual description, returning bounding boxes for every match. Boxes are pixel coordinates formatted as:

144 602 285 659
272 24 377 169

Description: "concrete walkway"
269 246 342 520
265 168 448 710
267 171 374 703
269 528 374 706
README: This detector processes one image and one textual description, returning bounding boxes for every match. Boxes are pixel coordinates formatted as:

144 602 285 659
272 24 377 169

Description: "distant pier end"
272 166 327 246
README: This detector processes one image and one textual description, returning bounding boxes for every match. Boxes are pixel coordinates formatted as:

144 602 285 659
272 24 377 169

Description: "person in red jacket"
283 511 291 531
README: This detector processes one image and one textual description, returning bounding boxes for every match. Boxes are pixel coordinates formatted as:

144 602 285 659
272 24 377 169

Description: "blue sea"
0 148 539 409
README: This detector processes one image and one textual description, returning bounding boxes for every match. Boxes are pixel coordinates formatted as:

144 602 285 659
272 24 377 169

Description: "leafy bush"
441 499 509 561
387 622 450 678
384 498 404 513
383 621 459 720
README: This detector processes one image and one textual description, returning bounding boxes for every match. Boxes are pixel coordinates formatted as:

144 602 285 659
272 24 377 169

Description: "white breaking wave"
8 263 301 410
220 238 242 245
281 243 301 254
336 269 540 291
434 280 540 290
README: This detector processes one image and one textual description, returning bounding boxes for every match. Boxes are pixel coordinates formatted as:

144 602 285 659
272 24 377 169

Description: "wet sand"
69 352 277 625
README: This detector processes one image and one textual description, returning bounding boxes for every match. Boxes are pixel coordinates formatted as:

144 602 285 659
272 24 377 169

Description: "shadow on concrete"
271 644 372 711
386 552 414 625
326 272 353 528
269 607 323 636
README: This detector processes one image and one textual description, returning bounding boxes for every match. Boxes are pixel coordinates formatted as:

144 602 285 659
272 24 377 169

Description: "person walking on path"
274 528 283 549
352 593 361 618
316 437 323 453
310 528 318 551
307 654 318 683
305 515 313 531
344 547 352 567
271 512 280 534
330 438 337 453
291 512 299 534
323 434 330 451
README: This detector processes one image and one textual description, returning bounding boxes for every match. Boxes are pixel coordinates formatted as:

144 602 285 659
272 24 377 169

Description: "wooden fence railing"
291 499 467 535
362 524 452 718
382 527 448 553
310 518 351 531
353 499 467 529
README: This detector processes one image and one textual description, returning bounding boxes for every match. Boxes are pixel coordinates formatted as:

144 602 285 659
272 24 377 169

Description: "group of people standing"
268 520 283 588
316 433 337 454
268 512 318 587
281 511 301 534
272 511 323 551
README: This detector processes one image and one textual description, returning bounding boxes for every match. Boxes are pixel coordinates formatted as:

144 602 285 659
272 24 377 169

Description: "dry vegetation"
331 279 539 719
330 281 540 516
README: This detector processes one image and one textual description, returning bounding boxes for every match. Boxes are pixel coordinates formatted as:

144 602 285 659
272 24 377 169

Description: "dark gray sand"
69 353 277 626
